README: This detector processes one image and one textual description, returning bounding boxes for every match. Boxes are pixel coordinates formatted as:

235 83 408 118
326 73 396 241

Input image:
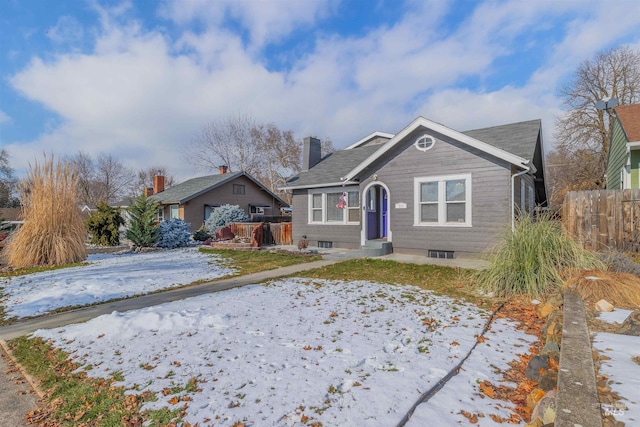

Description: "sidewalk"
0 342 39 426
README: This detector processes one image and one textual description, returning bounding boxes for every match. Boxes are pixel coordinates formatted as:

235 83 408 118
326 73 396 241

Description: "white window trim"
156 207 165 222
308 187 360 225
169 204 180 219
414 173 472 227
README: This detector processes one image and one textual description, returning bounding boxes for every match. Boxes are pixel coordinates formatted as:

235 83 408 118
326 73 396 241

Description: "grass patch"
293 258 487 306
8 336 182 426
633 356 640 366
200 247 322 276
0 262 88 278
473 214 605 298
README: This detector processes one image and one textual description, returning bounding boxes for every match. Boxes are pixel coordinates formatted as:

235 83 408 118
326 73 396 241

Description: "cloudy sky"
1 0 639 181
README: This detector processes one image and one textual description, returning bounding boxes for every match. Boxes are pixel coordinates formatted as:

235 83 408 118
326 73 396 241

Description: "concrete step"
362 240 393 257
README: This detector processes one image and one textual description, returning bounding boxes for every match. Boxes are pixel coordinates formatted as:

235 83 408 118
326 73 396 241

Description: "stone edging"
555 292 603 427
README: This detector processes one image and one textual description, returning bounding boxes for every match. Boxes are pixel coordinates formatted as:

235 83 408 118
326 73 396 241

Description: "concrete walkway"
0 342 39 426
0 248 488 424
0 259 339 341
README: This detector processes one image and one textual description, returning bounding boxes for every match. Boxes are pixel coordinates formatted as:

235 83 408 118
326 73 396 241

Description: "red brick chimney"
144 187 154 197
219 165 228 174
154 175 165 194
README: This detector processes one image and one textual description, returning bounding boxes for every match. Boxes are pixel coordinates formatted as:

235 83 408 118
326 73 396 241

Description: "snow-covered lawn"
36 278 535 426
594 310 640 425
1 248 235 319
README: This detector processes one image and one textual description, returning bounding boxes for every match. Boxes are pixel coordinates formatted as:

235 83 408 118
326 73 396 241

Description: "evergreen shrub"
157 218 192 249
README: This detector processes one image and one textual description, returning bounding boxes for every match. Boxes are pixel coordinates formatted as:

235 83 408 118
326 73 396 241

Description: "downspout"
511 166 530 232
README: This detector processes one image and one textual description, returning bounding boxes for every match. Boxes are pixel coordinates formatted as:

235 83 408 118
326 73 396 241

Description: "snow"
35 278 535 426
1 248 235 318
592 333 640 425
597 309 633 324
407 318 536 426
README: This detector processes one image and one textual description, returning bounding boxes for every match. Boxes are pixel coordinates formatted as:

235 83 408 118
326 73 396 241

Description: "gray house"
148 168 289 232
281 117 547 258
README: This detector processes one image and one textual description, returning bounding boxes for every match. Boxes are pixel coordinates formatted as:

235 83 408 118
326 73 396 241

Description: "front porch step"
362 240 393 257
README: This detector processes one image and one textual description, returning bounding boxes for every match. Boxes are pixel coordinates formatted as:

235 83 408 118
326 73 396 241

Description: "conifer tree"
87 202 125 246
126 194 159 247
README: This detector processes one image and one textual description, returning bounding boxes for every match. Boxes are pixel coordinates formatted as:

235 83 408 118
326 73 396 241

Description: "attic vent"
415 134 435 152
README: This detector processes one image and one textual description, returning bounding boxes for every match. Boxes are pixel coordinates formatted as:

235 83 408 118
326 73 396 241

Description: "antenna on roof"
596 97 618 112
277 166 293 179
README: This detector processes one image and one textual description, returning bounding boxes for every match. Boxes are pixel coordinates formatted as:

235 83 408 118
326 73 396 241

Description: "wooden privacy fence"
563 189 640 252
229 222 293 246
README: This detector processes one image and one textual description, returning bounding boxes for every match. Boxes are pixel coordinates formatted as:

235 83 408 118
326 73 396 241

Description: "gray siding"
161 175 286 232
364 129 513 256
292 128 520 256
292 190 361 249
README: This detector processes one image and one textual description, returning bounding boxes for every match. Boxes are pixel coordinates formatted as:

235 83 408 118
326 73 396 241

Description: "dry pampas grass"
2 154 87 268
563 270 640 309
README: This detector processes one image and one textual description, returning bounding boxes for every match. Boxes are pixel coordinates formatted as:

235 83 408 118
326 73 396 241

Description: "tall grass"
474 213 605 298
3 155 87 268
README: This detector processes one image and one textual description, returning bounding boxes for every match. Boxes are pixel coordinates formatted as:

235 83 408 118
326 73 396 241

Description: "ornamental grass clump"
3 155 87 268
474 214 605 298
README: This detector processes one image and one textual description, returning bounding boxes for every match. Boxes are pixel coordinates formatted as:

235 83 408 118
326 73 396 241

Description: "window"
233 184 245 195
415 134 435 152
169 204 180 219
204 205 213 221
308 188 360 224
250 205 266 214
414 174 471 226
156 207 165 222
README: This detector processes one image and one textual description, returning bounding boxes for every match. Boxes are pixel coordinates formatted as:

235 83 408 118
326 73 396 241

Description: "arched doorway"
362 182 391 245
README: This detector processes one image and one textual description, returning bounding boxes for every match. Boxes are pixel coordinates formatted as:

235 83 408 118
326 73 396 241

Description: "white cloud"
6 0 640 181
0 110 11 124
46 16 85 44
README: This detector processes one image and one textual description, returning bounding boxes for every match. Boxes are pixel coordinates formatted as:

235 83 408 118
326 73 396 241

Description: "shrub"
126 195 159 247
598 250 640 277
157 219 192 249
205 204 248 232
474 213 605 298
192 226 211 242
3 155 87 267
86 202 125 246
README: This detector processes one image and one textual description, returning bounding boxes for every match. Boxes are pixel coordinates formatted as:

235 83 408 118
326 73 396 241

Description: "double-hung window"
169 204 180 219
309 188 360 224
414 174 471 226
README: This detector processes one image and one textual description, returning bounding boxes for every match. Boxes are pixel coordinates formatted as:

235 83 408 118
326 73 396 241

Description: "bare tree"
129 166 176 197
546 148 602 213
0 149 19 208
69 151 97 206
555 45 640 188
187 113 260 174
187 114 336 203
68 151 134 205
95 153 134 204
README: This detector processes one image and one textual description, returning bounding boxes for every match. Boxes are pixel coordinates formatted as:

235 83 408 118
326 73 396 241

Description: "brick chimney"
154 175 165 194
144 187 154 197
302 137 321 171
219 165 228 174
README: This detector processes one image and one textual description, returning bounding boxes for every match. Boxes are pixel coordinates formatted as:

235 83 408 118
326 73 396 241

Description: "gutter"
511 164 531 232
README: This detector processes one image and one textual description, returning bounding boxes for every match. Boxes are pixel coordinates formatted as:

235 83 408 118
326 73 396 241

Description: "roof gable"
149 172 289 206
616 104 640 142
341 117 533 182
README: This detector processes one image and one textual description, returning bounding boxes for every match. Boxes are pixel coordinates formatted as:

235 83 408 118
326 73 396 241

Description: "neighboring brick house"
148 167 289 232
606 104 640 189
281 117 547 258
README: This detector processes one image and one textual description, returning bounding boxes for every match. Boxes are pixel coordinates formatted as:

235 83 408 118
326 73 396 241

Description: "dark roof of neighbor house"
149 171 289 206
284 119 542 189
616 104 640 142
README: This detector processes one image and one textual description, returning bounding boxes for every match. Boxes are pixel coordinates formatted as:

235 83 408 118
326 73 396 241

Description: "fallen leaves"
478 381 495 398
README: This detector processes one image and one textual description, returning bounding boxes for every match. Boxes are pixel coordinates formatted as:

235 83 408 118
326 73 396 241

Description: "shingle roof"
616 104 640 142
462 119 541 160
149 172 244 204
284 118 542 190
283 145 380 188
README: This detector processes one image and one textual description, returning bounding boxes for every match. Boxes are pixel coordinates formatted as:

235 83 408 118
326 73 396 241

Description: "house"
606 104 640 189
280 117 547 258
148 167 289 232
